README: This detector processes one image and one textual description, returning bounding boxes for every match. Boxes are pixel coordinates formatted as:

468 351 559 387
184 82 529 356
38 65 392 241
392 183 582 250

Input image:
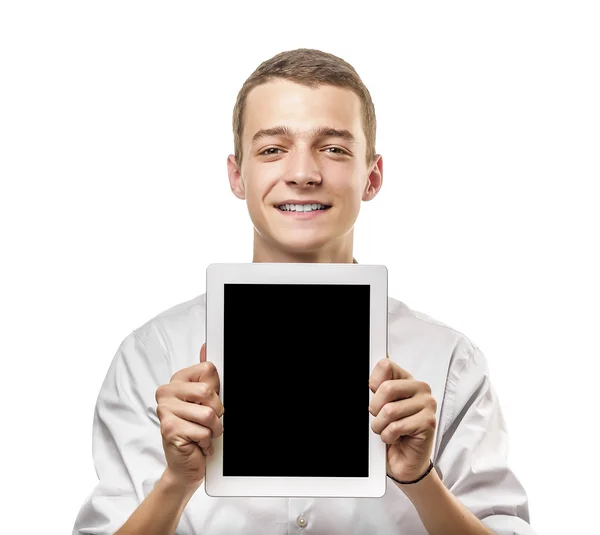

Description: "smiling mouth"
276 203 331 213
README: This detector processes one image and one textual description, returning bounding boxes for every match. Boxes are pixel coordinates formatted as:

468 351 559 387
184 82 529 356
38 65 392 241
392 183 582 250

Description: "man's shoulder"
133 293 206 339
128 293 207 372
386 295 480 382
387 295 475 348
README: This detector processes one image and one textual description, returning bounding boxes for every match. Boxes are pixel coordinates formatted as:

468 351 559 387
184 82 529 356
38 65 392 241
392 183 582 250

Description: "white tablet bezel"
204 262 388 497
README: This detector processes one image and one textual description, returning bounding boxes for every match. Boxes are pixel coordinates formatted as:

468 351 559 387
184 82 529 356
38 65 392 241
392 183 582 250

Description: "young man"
73 49 536 535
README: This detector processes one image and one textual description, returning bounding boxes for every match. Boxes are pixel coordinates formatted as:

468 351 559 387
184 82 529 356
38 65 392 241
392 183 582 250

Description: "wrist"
388 460 434 486
161 468 203 495
394 462 442 502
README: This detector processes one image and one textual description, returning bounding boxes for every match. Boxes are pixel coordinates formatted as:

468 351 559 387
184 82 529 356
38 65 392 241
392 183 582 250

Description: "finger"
368 358 413 393
369 379 423 415
200 342 206 363
370 397 424 435
161 414 214 450
167 398 224 438
157 382 224 417
170 361 220 394
171 360 217 383
379 410 436 444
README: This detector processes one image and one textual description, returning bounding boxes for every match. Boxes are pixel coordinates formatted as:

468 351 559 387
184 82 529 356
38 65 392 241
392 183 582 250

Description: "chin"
272 234 336 255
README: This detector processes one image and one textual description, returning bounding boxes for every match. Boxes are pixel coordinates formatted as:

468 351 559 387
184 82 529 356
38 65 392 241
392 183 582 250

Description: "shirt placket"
288 498 314 533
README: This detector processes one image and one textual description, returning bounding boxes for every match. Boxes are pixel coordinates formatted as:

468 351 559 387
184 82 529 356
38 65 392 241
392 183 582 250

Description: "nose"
284 148 322 187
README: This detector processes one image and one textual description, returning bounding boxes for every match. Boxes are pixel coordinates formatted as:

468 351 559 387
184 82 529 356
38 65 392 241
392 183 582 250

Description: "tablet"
204 262 388 497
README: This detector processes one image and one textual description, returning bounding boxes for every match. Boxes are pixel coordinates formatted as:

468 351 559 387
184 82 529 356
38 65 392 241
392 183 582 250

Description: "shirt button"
297 514 308 528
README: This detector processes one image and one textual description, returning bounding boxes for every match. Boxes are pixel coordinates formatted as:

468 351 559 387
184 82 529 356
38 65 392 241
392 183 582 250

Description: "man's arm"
406 343 536 535
72 332 180 535
369 357 495 535
369 340 536 535
394 468 495 535
114 469 200 535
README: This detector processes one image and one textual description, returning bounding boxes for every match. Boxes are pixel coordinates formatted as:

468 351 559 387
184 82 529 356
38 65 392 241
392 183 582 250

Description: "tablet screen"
223 283 371 478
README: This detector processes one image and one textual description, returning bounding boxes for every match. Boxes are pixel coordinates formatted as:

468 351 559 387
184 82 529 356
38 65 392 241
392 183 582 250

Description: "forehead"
243 79 364 142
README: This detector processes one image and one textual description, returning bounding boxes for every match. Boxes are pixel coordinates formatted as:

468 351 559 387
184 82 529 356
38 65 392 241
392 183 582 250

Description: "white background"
1 1 598 533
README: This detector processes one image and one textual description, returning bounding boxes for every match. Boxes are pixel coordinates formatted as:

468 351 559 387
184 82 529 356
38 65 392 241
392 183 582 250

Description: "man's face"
228 79 382 257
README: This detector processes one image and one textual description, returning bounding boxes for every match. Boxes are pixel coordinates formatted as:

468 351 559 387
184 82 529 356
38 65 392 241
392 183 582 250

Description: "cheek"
332 175 364 207
243 173 276 213
245 188 265 218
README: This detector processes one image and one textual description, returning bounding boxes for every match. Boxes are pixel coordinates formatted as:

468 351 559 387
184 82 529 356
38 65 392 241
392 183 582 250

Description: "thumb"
200 342 206 363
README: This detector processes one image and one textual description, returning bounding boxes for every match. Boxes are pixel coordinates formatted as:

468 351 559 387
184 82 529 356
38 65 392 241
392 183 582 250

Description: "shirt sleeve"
435 341 537 535
72 330 173 535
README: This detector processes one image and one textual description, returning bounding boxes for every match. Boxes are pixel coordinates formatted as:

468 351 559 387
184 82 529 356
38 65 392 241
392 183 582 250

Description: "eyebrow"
251 125 357 145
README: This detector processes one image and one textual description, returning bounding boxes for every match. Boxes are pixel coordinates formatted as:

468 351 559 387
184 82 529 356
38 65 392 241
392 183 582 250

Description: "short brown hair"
232 48 377 166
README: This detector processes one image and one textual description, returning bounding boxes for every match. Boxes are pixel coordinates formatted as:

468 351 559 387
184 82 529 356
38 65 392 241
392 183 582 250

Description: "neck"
252 230 358 264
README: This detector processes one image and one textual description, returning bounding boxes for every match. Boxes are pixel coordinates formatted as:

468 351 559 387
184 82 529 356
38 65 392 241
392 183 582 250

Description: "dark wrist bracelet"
388 460 434 485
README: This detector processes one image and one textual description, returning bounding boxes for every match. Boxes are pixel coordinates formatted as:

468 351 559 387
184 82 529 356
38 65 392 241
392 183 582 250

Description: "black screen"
223 283 370 477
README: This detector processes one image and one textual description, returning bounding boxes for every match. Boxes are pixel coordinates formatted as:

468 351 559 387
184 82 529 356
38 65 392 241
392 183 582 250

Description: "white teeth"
278 203 328 212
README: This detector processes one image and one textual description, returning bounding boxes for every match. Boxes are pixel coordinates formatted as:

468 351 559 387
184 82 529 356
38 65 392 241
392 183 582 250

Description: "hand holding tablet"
204 262 388 497
154 343 224 489
368 358 437 485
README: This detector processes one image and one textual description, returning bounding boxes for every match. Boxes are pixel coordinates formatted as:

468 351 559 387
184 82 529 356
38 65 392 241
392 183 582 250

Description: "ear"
362 154 383 201
227 154 246 200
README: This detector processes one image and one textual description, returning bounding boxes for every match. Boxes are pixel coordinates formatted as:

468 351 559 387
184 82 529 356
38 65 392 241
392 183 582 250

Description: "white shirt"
72 292 536 535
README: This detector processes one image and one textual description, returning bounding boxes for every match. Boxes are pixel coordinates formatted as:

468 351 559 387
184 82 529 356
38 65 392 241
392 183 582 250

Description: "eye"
323 147 348 155
260 147 283 156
